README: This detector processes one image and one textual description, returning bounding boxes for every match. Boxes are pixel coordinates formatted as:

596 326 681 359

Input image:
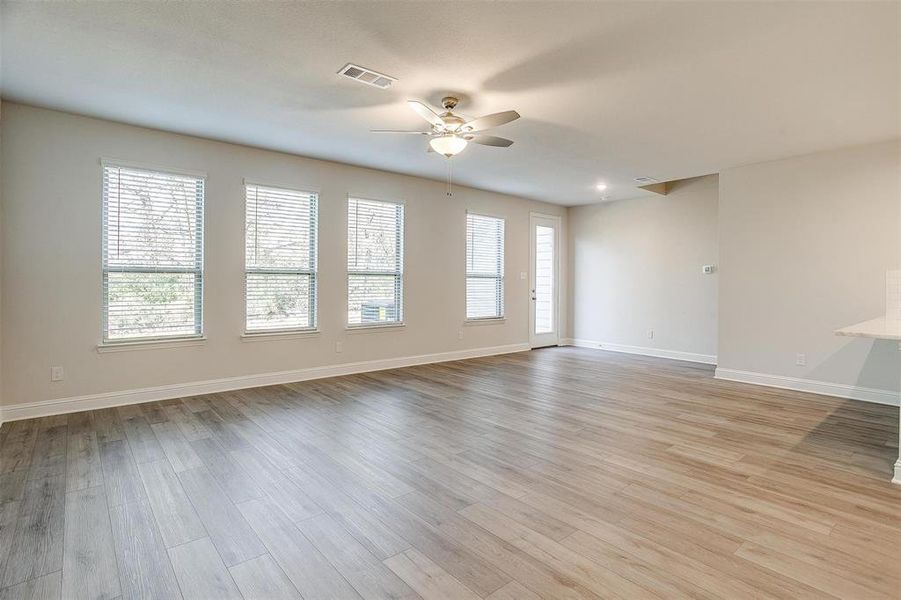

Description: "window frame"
465 210 506 321
345 195 406 329
100 159 206 345
243 180 320 335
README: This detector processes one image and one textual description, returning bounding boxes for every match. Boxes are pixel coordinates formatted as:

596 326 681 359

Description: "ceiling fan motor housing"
440 114 465 132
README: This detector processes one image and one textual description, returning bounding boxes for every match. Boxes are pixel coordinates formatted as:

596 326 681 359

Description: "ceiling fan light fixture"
429 134 468 157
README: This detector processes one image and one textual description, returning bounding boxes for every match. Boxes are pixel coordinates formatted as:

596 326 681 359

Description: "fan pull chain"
446 158 454 197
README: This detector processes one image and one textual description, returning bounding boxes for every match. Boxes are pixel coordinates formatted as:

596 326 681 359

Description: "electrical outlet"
796 353 806 366
335 341 343 353
50 366 64 382
647 329 654 340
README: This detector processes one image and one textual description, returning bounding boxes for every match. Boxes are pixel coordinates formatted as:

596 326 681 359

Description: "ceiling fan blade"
462 110 520 132
468 134 514 147
371 129 431 135
407 100 444 127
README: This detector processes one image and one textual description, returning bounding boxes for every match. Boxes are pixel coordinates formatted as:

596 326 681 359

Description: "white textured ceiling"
1 1 899 205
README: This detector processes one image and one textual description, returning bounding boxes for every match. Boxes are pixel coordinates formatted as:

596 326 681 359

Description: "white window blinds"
245 184 318 332
347 197 404 326
102 163 204 341
466 213 505 319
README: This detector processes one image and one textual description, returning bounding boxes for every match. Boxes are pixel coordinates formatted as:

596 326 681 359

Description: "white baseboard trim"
0 343 530 423
893 460 901 486
561 338 717 365
714 368 901 407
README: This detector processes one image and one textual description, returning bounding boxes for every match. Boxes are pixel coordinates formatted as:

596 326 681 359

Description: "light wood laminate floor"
0 347 899 599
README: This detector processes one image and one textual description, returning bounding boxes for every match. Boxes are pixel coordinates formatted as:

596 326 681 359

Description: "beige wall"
717 140 901 394
568 175 719 360
0 99 3 408
0 103 567 408
3 102 895 419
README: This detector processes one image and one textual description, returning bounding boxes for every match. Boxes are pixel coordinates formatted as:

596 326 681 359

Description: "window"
347 197 404 326
534 224 555 334
245 183 318 333
466 213 505 319
101 163 204 342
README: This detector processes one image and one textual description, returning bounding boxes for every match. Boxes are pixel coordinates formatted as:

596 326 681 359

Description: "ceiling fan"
372 96 520 158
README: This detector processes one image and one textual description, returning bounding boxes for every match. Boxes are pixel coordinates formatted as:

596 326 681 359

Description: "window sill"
241 329 320 342
463 317 506 326
96 336 207 353
345 322 406 334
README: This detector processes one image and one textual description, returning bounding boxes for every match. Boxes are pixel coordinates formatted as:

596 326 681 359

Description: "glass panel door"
530 214 559 348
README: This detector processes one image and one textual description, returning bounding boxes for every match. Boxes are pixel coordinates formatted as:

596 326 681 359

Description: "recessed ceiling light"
596 183 608 191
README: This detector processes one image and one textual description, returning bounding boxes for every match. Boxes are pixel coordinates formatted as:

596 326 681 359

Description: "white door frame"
529 212 561 348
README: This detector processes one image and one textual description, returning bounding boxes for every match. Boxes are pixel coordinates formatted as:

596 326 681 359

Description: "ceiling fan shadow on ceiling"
372 96 520 158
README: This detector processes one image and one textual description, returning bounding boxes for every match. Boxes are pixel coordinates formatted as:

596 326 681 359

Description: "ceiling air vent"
634 176 659 184
338 63 396 89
